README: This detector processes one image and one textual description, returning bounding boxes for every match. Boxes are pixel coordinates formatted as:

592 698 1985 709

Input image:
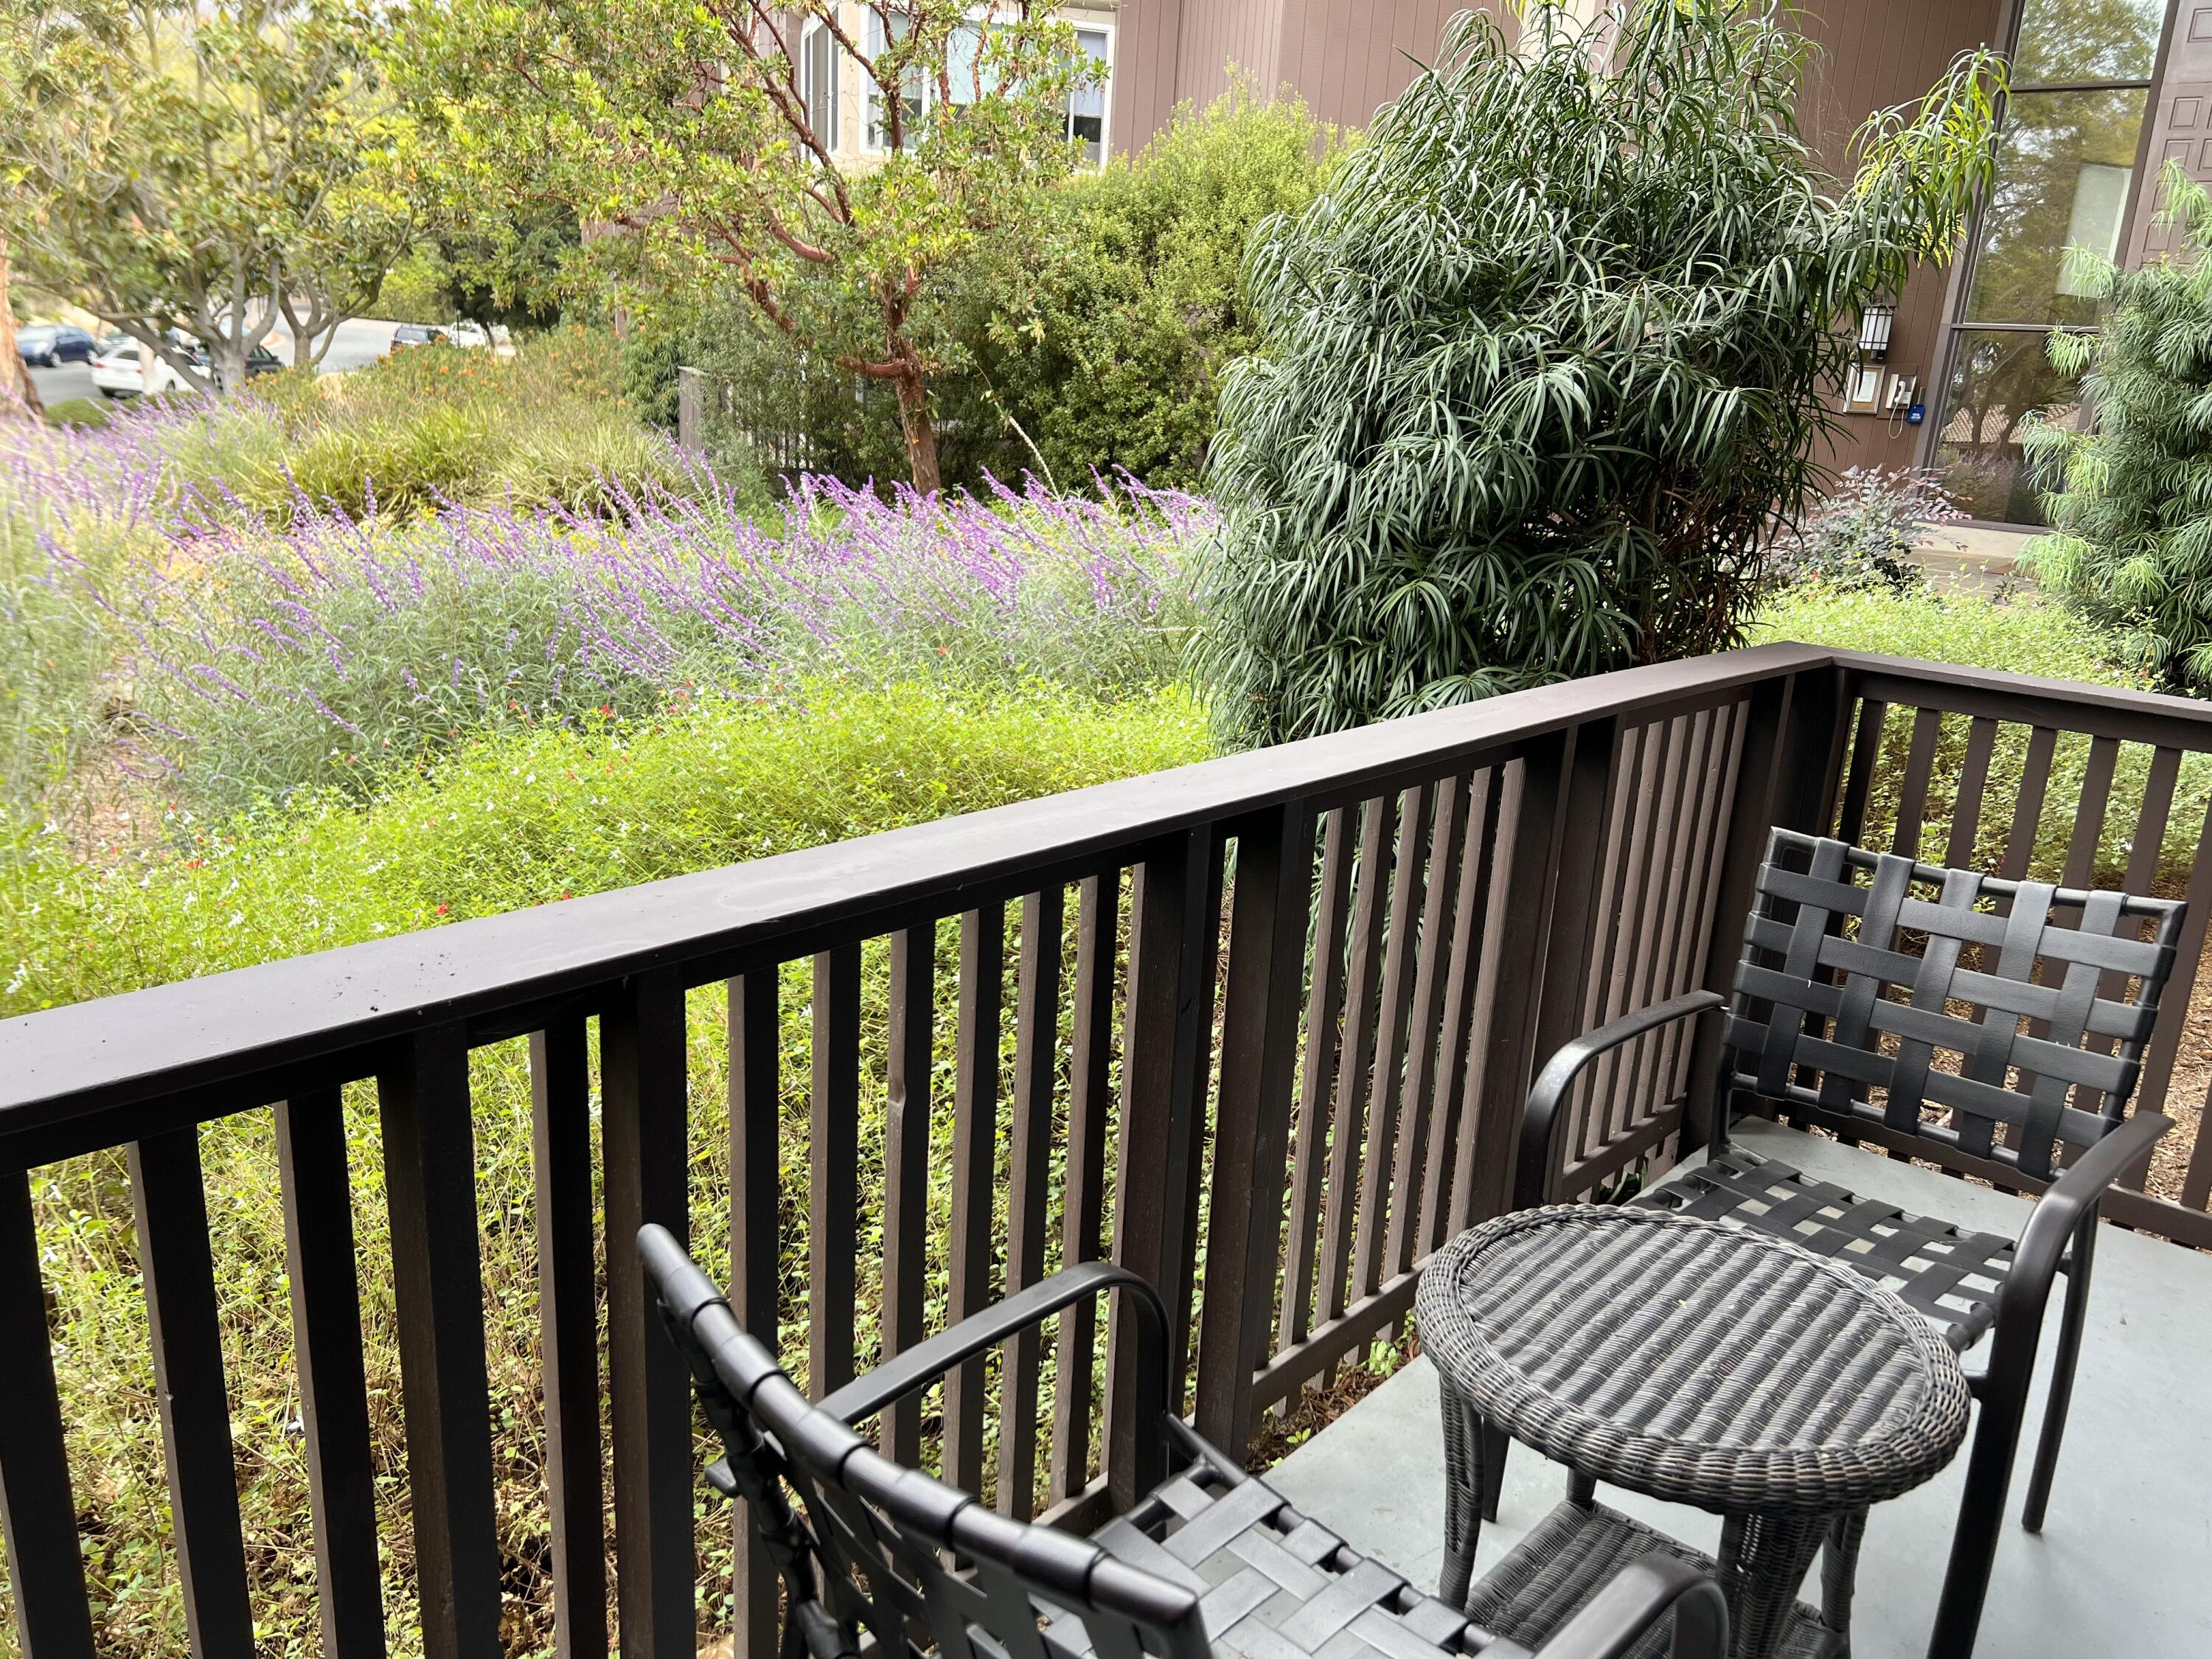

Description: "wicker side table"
1416 1206 1972 1659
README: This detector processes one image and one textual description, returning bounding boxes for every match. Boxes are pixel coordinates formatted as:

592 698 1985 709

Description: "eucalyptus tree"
2024 167 2212 695
392 0 1097 493
0 0 410 394
1194 1 2005 747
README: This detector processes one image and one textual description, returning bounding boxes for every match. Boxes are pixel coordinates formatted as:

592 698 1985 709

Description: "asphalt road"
24 316 407 405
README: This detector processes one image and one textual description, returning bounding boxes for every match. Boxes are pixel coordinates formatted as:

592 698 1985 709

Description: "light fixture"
1857 303 1896 364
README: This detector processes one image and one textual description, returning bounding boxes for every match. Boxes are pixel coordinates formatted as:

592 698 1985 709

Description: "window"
1065 27 1110 164
801 19 838 152
1929 0 2169 524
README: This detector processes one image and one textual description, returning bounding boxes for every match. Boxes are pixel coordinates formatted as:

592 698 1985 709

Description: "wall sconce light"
1857 303 1896 363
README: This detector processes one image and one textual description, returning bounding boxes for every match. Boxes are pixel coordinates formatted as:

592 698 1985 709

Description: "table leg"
1438 1376 1488 1606
1717 1510 1829 1659
1819 1510 1866 1647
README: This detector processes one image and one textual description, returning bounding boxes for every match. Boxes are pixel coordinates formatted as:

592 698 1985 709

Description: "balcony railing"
3 641 2209 1659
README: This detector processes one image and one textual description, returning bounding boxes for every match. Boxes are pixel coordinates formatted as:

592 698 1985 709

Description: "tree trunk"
0 231 46 421
894 367 941 494
207 335 248 398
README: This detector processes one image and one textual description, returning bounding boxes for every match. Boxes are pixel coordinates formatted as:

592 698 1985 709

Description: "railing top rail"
0 643 1829 1153
1831 649 2212 749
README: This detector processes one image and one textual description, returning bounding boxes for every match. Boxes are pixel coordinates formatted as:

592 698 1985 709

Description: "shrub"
102 470 1208 815
2023 168 2212 695
964 88 1340 491
1770 467 1964 594
1193 2 2003 746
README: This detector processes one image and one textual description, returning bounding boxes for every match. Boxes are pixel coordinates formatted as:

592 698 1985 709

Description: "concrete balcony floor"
1267 1117 2212 1659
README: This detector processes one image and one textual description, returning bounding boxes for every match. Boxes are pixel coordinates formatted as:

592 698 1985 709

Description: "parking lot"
24 316 412 404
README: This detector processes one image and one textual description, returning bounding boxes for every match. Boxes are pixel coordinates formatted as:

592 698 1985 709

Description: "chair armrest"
1531 1557 1729 1659
1991 1110 2172 1353
818 1261 1172 1475
1517 990 1726 1210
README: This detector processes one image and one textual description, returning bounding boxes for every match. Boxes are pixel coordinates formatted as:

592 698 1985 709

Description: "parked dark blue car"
15 324 99 366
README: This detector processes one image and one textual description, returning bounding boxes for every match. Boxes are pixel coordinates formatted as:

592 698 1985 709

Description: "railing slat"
1352 784 1431 1301
811 945 862 1398
1387 776 1469 1277
727 970 782 1659
131 1124 255 1659
1835 698 1888 844
2000 726 2060 880
276 1089 388 1659
1316 796 1390 1351
527 1023 605 1659
1107 828 1211 1503
1582 721 1670 1165
2061 734 2121 889
1944 716 2000 868
1613 714 1702 1160
1050 873 1116 1503
601 974 694 1659
881 931 933 1464
1893 705 1944 859
1196 804 1318 1456
0 1167 98 1659
1660 704 1748 1104
379 1028 503 1659
945 903 1006 1496
1279 807 1352 1366
1000 887 1063 1516
1423 769 1500 1251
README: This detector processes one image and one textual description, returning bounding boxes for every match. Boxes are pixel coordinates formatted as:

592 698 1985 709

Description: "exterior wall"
1795 0 2009 476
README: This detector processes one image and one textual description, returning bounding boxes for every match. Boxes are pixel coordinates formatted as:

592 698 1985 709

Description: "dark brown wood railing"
3 642 2210 1658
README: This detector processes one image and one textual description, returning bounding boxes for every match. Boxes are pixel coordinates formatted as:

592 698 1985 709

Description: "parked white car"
90 336 175 397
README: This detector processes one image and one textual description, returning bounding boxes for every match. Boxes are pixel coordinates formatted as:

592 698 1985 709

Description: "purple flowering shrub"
99 467 1208 814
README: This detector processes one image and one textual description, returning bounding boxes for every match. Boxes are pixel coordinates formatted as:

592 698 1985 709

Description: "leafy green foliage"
2023 168 2212 695
392 0 1099 489
964 88 1341 490
1194 2 2003 746
1 0 417 388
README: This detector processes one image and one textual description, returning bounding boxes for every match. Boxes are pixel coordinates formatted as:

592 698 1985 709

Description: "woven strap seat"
1418 1207 1971 1513
1067 1432 1517 1659
1638 1151 2016 1350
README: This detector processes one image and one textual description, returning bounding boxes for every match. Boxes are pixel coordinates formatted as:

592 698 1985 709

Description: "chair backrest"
640 1225 1214 1659
1723 828 2185 1183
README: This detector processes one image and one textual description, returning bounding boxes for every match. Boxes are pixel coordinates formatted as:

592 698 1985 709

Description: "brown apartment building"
1087 0 2182 526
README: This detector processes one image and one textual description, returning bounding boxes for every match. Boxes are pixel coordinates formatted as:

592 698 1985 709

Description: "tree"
0 0 411 394
963 87 1342 490
1192 1 2003 748
393 0 1097 491
2024 167 2212 695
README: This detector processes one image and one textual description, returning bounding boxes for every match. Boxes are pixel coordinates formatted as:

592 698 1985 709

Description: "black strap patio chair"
1513 826 2185 1658
640 1224 1732 1659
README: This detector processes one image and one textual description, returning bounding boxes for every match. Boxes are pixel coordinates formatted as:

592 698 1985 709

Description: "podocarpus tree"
1194 1 2003 747
2025 168 2212 695
395 0 1095 493
0 0 413 394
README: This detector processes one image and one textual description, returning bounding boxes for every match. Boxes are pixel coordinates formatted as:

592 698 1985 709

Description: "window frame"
800 15 841 155
1919 0 2183 501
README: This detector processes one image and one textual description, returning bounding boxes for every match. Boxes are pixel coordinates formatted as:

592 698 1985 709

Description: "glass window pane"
1963 86 2147 327
1067 28 1108 164
1932 328 2088 524
804 25 838 151
2011 0 2163 85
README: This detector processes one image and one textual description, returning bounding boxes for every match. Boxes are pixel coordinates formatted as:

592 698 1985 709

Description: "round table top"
1416 1205 1972 1514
